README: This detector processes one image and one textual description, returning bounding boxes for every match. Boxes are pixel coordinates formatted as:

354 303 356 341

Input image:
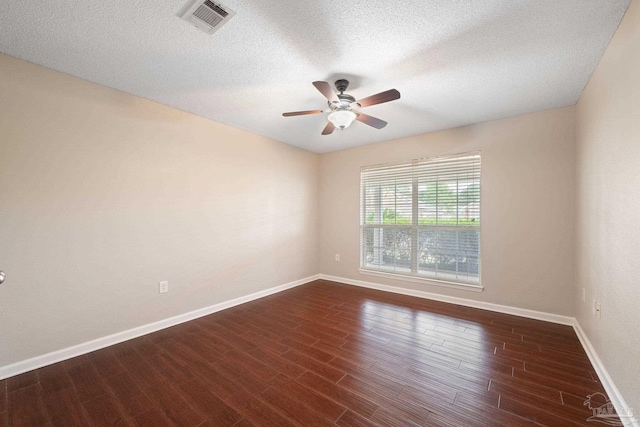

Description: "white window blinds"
360 152 481 286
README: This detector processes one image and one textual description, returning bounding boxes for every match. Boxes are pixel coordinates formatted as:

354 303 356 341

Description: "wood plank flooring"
1 279 617 426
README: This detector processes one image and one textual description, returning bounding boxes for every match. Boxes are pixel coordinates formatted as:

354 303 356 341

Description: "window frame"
359 152 482 292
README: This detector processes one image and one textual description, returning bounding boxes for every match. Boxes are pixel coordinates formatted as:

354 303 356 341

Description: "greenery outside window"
360 153 481 289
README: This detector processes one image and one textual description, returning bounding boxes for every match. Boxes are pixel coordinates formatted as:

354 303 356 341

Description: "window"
360 152 481 289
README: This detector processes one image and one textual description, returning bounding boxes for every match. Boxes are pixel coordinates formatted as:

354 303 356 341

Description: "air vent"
178 0 236 35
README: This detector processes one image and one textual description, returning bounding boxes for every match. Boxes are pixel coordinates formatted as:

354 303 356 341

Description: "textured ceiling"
0 1 630 153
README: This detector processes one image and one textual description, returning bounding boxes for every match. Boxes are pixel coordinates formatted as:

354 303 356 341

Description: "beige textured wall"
575 0 640 412
0 54 319 367
319 107 576 315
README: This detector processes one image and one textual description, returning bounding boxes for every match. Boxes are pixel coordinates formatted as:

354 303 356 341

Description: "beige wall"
0 53 319 367
319 107 576 315
575 0 640 412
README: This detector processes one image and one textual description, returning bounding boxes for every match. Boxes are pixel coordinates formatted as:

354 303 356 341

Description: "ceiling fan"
282 79 401 135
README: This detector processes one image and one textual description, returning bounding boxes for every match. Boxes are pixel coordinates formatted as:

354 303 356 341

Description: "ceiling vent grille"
178 0 236 35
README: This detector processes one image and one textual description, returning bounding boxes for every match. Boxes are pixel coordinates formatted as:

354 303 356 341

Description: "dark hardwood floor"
1 279 616 426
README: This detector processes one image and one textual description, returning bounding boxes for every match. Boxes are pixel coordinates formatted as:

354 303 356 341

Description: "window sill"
358 268 484 293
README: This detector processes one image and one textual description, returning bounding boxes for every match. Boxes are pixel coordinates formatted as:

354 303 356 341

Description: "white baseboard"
0 274 320 380
319 274 574 325
573 320 639 427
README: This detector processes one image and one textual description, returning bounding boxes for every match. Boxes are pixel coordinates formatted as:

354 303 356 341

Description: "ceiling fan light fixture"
328 110 357 129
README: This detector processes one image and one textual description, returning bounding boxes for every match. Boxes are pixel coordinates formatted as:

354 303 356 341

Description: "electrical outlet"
582 288 586 302
595 301 602 319
159 281 169 294
335 254 340 261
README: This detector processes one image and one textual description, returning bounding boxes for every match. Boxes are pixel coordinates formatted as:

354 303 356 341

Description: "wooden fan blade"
282 110 324 117
356 89 401 108
356 112 388 129
321 121 335 135
313 81 339 102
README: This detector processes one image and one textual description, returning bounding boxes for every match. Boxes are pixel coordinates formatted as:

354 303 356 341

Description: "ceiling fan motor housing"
330 93 357 109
